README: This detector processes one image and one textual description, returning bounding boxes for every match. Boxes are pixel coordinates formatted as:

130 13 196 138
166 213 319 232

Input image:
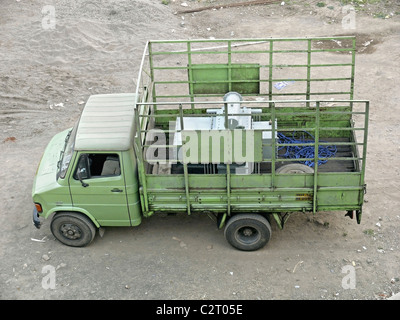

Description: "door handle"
111 188 123 193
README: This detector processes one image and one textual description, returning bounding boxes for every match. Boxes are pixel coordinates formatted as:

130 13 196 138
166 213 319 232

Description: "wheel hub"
60 223 82 240
236 226 260 245
242 228 254 237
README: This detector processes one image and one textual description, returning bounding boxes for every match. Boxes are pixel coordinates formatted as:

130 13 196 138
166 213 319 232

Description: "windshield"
57 123 78 179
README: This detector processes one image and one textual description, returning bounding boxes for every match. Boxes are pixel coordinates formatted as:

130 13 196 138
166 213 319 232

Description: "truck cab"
32 93 141 246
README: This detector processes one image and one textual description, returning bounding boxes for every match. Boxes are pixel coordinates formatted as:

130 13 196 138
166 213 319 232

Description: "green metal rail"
133 37 368 228
139 37 356 105
134 99 368 224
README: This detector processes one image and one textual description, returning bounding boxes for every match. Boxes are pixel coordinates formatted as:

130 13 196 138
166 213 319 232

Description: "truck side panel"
144 172 364 214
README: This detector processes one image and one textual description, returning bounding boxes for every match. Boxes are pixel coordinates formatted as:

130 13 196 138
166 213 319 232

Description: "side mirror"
76 168 89 187
76 155 90 187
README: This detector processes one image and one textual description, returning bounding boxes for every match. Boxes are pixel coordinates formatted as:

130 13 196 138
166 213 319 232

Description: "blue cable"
277 131 337 167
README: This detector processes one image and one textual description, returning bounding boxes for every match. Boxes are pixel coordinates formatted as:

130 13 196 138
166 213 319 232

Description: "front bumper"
33 207 42 229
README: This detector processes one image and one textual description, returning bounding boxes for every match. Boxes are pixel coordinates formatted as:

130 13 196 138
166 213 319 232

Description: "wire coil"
278 131 337 167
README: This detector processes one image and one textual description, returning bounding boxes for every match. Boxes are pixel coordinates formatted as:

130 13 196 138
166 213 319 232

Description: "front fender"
47 207 100 228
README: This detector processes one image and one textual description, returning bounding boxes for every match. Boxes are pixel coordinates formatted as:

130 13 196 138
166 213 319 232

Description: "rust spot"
3 136 16 143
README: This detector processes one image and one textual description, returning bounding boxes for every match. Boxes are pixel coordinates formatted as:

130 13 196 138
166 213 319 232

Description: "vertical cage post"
179 104 191 215
306 39 312 108
148 42 156 106
134 106 150 215
271 102 276 189
187 42 195 109
268 40 273 101
360 101 369 189
313 101 320 214
350 38 356 100
224 102 231 216
228 40 232 93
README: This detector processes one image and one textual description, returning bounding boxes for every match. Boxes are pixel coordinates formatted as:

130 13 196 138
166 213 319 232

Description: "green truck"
32 37 369 251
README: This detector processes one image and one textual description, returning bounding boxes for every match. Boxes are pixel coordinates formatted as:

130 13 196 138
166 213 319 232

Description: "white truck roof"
74 93 137 151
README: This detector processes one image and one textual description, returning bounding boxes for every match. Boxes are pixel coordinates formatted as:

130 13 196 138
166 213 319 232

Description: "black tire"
50 212 96 247
224 214 272 251
276 163 314 174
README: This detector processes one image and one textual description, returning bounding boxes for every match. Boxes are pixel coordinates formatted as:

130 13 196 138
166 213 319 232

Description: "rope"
277 131 337 167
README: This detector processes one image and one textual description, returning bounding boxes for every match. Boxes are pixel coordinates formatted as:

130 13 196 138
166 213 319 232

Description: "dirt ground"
1 0 400 301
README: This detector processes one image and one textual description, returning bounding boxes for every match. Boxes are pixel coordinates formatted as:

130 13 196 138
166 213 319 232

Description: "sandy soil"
1 0 400 300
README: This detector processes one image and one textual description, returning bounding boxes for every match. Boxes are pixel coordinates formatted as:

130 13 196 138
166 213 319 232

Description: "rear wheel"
224 214 271 251
50 212 96 247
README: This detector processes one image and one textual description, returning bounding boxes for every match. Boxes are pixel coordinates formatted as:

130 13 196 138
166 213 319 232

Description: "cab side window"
74 153 121 179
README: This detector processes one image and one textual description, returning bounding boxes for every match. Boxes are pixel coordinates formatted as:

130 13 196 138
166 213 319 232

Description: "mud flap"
345 210 362 224
356 210 362 224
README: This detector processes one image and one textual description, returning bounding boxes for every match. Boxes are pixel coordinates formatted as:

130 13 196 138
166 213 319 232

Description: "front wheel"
224 214 271 251
50 212 96 247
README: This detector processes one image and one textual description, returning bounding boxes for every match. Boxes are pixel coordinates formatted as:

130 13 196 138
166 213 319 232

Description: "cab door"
69 152 131 226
